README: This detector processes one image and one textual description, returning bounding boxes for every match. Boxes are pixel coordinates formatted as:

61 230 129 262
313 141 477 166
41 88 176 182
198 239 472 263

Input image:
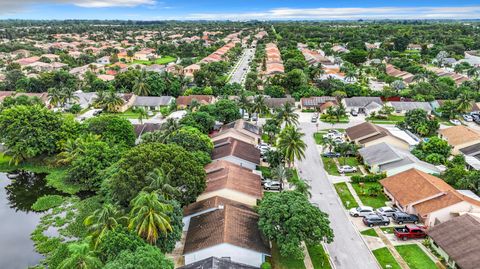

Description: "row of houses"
264 43 284 76
385 64 415 84
179 119 270 268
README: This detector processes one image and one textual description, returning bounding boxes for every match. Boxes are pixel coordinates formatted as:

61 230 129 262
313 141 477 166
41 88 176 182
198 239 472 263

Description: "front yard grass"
367 115 405 124
380 227 395 234
372 247 402 269
307 244 332 269
360 228 378 237
351 182 388 208
270 242 306 269
395 244 437 269
333 182 359 209
131 56 176 65
321 156 339 175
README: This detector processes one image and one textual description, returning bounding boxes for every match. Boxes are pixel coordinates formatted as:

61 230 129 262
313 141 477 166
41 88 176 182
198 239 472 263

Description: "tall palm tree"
456 93 472 114
128 191 173 245
467 67 479 79
133 70 151 96
276 102 299 126
84 203 125 248
250 95 268 118
271 165 288 188
57 134 100 165
48 87 65 108
58 243 102 269
62 87 79 106
144 168 180 200
161 118 180 140
278 125 307 167
137 108 148 124
102 91 124 113
237 92 251 117
334 103 347 122
322 137 336 153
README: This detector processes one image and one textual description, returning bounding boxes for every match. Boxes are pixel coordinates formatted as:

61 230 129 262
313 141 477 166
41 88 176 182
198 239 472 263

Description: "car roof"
394 212 409 216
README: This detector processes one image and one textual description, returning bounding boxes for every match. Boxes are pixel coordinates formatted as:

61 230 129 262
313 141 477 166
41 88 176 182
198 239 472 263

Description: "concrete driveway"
296 122 379 269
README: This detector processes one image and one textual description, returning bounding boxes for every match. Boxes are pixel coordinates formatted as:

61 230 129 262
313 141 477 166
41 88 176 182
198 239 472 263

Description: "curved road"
297 122 379 269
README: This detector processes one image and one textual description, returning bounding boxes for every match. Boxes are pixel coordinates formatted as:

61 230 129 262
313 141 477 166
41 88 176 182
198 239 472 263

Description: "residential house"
133 123 162 142
463 51 480 67
342 97 383 115
184 64 201 79
73 91 97 109
346 122 411 150
265 97 295 110
96 56 110 65
133 96 174 111
388 101 432 115
407 44 422 50
265 43 284 76
358 142 440 176
386 64 414 84
212 137 260 170
178 256 259 269
211 119 261 146
182 202 270 267
459 143 480 170
176 95 215 109
0 91 48 104
380 169 480 226
300 96 338 112
134 49 156 61
332 45 349 53
427 213 480 269
439 126 480 155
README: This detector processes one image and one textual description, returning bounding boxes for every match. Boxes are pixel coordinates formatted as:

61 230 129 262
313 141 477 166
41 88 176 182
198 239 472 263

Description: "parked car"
93 109 103 116
328 129 342 135
449 119 461 126
338 165 357 173
392 212 419 224
323 152 340 158
463 114 473 122
264 181 282 191
363 214 390 227
375 206 400 217
394 225 427 241
349 206 374 217
333 137 345 144
261 178 272 186
350 110 358 116
311 115 318 123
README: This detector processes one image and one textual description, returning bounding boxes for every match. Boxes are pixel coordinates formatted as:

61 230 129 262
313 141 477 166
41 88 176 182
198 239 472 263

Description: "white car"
338 165 357 173
463 114 473 122
264 181 282 191
449 119 461 126
349 206 374 217
375 206 399 217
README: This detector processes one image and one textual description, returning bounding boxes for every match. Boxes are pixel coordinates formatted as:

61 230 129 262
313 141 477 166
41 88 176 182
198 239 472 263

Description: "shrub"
31 195 64 212
260 262 272 269
351 173 386 183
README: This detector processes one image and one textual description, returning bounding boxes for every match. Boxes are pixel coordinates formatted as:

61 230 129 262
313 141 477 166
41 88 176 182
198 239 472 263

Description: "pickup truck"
394 225 427 241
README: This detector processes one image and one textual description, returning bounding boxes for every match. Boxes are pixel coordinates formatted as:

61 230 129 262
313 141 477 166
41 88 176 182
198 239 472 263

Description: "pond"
0 171 61 269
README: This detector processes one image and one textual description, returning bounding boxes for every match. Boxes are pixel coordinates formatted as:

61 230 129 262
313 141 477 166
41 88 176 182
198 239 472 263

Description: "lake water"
0 171 59 268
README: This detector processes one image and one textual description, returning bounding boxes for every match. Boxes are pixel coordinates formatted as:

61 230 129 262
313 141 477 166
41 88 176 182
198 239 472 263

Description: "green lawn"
270 242 306 269
307 244 332 269
320 117 349 123
321 156 339 175
333 182 359 209
336 157 362 176
395 244 437 269
351 182 389 208
131 56 176 66
258 166 272 179
360 228 378 237
380 227 395 234
105 108 151 119
367 115 405 124
372 247 402 269
314 133 326 145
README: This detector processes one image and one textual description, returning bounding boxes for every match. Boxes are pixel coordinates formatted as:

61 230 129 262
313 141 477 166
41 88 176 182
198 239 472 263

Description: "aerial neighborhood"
1 13 480 269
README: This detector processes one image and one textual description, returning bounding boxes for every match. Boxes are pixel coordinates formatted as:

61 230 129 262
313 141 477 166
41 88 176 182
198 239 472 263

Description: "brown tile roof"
176 95 214 107
345 122 402 145
439 126 480 147
183 195 253 216
380 168 453 206
427 214 480 269
212 137 260 165
183 203 270 255
203 160 262 198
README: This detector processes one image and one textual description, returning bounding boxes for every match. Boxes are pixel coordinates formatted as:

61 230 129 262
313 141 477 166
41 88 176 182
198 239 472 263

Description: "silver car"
264 181 282 191
375 206 399 217
349 206 374 217
338 165 357 173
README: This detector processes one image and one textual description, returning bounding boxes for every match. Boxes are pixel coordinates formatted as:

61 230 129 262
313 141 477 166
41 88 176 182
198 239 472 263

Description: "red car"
394 224 427 241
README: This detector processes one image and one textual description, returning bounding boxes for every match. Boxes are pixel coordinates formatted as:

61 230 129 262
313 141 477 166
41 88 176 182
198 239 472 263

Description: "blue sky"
1 0 480 20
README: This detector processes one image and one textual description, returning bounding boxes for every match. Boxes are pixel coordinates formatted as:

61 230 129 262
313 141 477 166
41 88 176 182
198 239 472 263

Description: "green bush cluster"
351 173 386 183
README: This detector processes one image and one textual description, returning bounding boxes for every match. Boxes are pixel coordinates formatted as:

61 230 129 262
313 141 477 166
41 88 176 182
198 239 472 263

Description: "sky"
0 0 480 20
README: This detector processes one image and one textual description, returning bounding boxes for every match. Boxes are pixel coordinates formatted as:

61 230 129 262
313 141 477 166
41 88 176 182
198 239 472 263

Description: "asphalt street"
296 121 380 269
229 47 255 85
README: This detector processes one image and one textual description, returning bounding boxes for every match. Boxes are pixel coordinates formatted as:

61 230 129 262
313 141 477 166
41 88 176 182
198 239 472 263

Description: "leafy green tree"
412 137 451 164
133 70 151 96
85 115 136 147
263 118 281 144
84 203 126 248
179 111 215 134
393 35 411 52
128 191 172 245
283 69 308 94
96 227 145 263
397 109 439 136
278 125 307 167
437 100 459 119
265 85 286 98
258 191 334 259
143 168 181 200
106 143 206 206
250 95 269 117
167 126 213 154
212 99 241 123
343 49 368 65
103 245 174 269
59 243 103 269
0 105 64 163
94 90 124 113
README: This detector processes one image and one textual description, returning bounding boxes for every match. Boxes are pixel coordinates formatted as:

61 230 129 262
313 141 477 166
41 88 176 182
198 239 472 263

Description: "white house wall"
184 243 267 267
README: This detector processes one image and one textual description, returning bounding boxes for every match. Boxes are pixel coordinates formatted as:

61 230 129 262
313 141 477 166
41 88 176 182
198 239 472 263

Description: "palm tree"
84 203 125 248
58 243 102 269
467 67 479 79
161 118 180 140
456 93 472 114
322 137 335 153
48 87 65 108
345 70 357 82
188 99 200 112
334 103 347 122
128 191 173 245
57 134 100 165
292 179 312 198
133 70 151 96
276 102 299 126
137 108 148 124
271 165 288 189
144 168 180 200
62 87 79 106
237 92 251 117
278 125 307 167
250 95 268 118
101 91 124 113
324 107 337 124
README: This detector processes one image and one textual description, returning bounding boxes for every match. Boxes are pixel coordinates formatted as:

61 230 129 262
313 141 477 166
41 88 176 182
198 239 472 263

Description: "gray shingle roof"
133 96 173 107
389 101 432 112
179 257 259 269
358 142 403 166
344 97 382 108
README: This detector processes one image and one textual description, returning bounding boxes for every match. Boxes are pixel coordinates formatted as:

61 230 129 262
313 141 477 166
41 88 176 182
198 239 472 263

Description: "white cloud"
186 6 480 20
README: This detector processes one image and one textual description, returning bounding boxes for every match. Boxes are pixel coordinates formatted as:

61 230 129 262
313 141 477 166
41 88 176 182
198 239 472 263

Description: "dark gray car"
363 214 390 227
